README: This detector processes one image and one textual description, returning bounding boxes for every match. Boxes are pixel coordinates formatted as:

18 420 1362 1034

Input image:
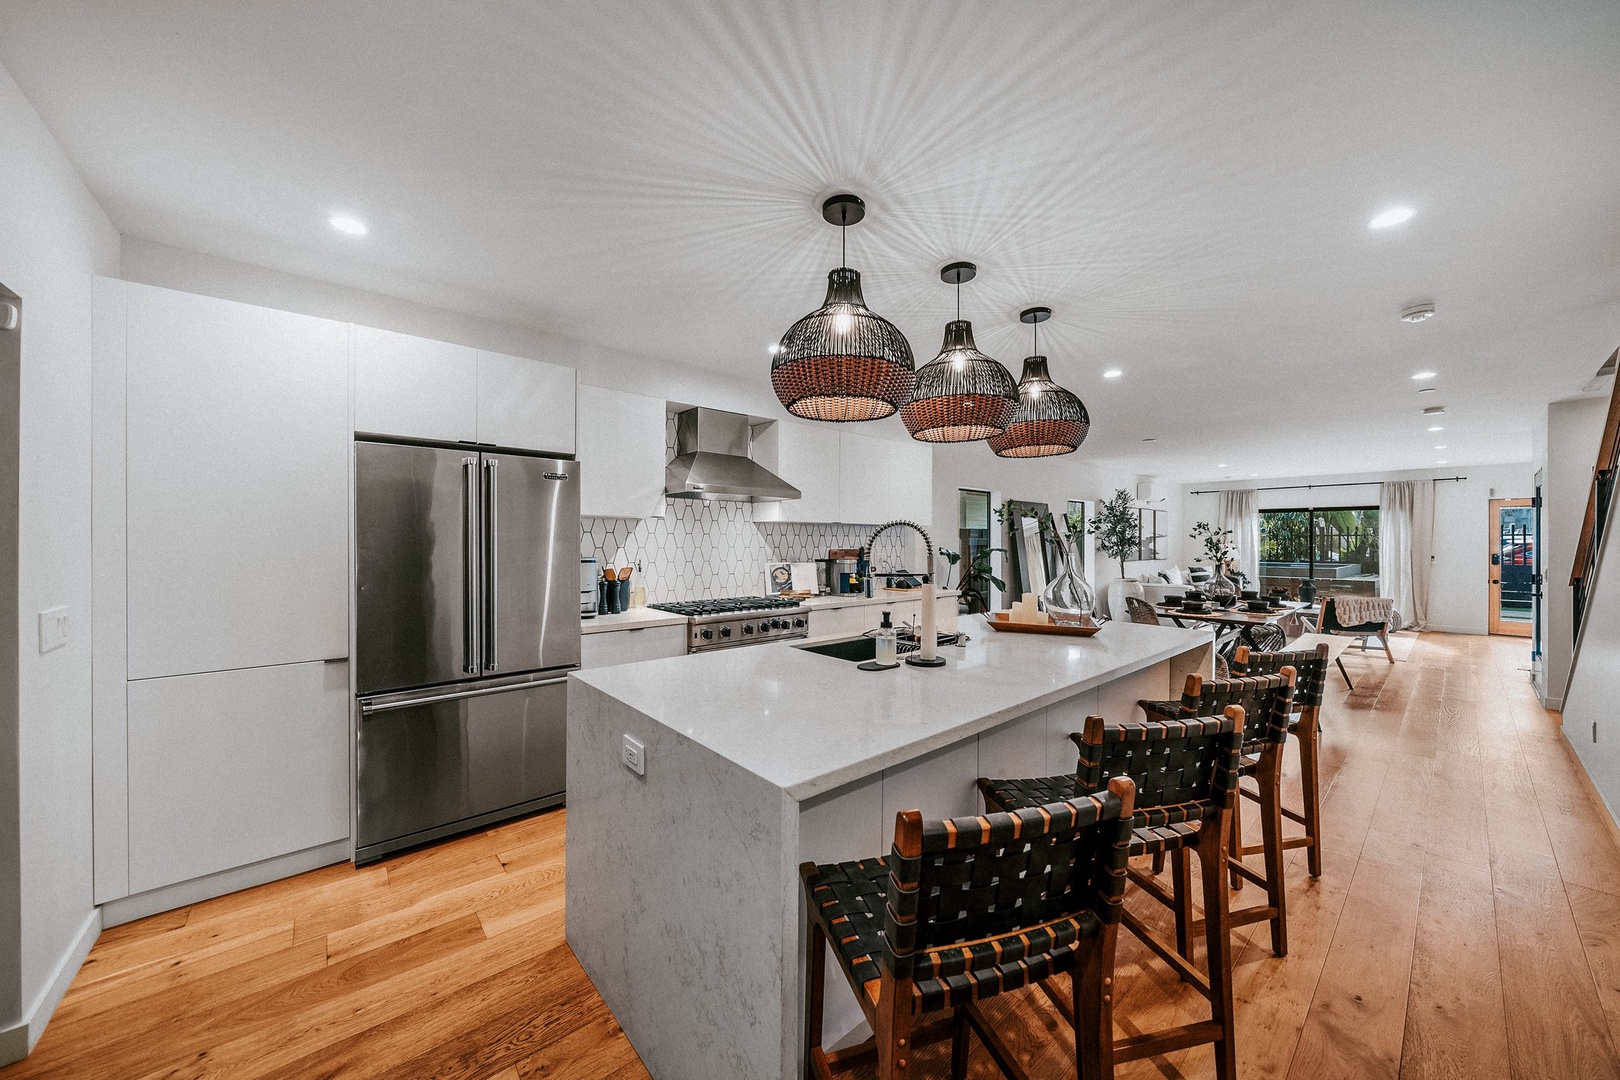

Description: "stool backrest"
1068 708 1245 827
1124 596 1161 625
1232 643 1328 709
1162 670 1295 752
886 779 1135 972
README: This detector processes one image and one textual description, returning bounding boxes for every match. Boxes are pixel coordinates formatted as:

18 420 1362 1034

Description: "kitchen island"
566 618 1213 1079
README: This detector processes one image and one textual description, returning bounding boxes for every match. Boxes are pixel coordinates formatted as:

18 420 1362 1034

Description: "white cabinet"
579 386 667 518
580 625 688 668
838 431 890 525
477 349 576 455
888 439 934 528
353 328 576 455
126 661 350 894
754 421 841 524
353 325 478 442
124 284 349 680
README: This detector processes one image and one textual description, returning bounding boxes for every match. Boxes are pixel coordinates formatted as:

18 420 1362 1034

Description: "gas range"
648 596 810 653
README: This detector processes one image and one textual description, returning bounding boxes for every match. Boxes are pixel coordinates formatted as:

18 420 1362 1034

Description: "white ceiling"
3 0 1617 481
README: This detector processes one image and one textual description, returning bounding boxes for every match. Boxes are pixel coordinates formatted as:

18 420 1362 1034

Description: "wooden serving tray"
983 612 1102 637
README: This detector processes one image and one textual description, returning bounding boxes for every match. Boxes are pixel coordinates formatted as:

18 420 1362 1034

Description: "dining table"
1154 598 1313 650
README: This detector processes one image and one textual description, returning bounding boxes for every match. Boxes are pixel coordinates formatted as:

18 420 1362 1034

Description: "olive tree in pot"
1087 489 1141 580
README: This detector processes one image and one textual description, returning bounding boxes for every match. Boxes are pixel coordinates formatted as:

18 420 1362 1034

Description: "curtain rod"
1189 476 1469 496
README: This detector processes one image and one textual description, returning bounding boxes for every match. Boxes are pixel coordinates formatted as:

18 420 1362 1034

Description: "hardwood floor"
8 634 1620 1079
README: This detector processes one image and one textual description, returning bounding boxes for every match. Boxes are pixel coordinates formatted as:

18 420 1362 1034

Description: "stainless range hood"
665 407 801 502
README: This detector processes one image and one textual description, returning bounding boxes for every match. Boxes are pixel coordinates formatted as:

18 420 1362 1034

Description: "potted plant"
955 547 1006 614
1087 489 1142 580
1189 521 1245 599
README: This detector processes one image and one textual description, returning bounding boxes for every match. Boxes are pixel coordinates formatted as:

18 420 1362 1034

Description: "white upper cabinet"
353 330 576 455
476 349 576 455
123 284 349 680
353 325 478 442
753 420 841 524
578 385 667 518
887 438 934 528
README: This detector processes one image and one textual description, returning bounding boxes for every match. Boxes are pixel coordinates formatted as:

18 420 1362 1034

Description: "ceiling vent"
1422 405 1446 415
1400 302 1436 323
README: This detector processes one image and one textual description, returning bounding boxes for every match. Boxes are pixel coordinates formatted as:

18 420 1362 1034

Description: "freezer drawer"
355 674 568 863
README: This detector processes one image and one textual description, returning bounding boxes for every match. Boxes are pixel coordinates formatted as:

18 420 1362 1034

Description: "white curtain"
1379 480 1434 629
1216 490 1260 588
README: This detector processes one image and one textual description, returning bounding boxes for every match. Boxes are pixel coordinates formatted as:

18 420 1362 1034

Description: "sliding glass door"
1259 506 1380 599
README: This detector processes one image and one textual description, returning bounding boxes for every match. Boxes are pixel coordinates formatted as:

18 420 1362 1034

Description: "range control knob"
719 626 732 638
700 628 714 640
793 618 807 629
742 623 754 635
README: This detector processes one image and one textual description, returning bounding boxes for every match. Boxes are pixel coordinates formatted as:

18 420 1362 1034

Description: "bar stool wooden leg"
1297 704 1323 878
1074 928 1117 1080
950 1007 970 1079
1200 821 1238 1080
806 921 827 1079
1172 846 1194 962
1227 785 1245 891
875 967 913 1079
1258 751 1289 956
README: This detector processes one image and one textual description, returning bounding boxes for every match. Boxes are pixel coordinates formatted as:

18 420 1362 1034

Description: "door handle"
484 458 499 672
464 456 480 675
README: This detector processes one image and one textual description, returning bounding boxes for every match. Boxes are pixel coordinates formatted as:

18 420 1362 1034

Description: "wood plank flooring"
7 634 1620 1079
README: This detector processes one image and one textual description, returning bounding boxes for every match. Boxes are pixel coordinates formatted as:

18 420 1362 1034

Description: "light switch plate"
621 734 646 776
38 606 68 653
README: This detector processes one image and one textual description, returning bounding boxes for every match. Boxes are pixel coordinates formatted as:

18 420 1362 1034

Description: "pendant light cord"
956 278 961 322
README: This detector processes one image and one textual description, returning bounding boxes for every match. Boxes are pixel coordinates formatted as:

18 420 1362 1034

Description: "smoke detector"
1423 405 1446 415
1400 302 1436 323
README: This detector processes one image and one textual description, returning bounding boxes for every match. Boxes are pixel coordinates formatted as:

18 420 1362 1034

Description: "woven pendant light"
772 195 915 423
988 306 1091 458
900 262 1019 442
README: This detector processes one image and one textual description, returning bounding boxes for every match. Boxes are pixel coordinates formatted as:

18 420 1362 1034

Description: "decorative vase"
1297 577 1317 605
1040 531 1095 623
1203 566 1237 603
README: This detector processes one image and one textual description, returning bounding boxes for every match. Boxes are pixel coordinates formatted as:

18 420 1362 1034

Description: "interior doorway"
1490 498 1534 637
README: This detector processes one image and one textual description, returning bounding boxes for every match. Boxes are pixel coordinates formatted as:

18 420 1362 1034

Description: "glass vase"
1203 566 1238 604
1041 532 1095 624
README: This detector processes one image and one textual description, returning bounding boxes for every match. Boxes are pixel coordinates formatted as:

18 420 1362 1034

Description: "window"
1259 506 1380 598
958 489 991 572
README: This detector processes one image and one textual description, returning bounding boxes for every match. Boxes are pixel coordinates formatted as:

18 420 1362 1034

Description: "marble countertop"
572 618 1211 800
579 608 688 635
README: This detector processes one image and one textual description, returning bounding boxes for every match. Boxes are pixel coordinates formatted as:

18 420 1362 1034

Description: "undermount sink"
796 636 881 662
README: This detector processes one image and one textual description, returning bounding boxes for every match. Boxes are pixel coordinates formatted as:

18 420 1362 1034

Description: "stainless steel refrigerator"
353 437 580 864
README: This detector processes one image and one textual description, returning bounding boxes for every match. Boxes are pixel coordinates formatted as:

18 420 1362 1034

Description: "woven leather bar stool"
977 708 1246 1080
1230 643 1330 878
801 781 1136 1080
1140 669 1296 956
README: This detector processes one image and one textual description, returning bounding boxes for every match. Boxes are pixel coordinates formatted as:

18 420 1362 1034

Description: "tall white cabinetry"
756 419 932 527
95 280 351 907
353 325 576 454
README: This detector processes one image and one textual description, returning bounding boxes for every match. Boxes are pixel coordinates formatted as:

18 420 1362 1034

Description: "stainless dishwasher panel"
355 673 569 863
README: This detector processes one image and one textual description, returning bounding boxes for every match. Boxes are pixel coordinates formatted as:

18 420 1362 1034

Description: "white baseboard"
100 837 351 929
1422 623 1486 635
1543 694 1564 711
0 906 102 1066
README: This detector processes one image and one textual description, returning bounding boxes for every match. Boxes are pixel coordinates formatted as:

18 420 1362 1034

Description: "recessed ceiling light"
1433 445 1447 450
1401 303 1436 323
1369 206 1415 229
1411 371 1437 380
1437 459 1448 465
329 214 368 236
1102 369 1123 379
1250 473 1259 478
1427 426 1444 432
1216 463 1228 468
1141 437 1156 442
1418 387 1437 394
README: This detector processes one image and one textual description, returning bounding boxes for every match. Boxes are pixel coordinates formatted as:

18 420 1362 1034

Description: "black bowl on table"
1181 601 1211 614
1161 595 1183 607
1240 590 1260 600
1246 600 1271 613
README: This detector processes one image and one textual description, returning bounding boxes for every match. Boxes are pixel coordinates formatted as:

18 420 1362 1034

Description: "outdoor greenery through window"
1259 507 1380 599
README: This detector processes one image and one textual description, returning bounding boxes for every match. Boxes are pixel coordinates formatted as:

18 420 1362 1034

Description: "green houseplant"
1087 489 1141 579
956 547 1006 614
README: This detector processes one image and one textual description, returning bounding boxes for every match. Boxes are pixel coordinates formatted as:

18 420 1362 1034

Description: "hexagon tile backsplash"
580 501 907 603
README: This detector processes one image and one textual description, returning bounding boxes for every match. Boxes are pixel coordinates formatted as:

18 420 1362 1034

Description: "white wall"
1536 395 1609 706
1180 463 1534 635
0 62 120 1060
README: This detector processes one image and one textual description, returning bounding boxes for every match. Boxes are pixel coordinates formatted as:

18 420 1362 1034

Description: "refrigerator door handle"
483 457 499 672
463 456 481 675
359 673 572 715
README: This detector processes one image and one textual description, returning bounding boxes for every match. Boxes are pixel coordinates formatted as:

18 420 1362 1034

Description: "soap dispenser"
874 611 899 666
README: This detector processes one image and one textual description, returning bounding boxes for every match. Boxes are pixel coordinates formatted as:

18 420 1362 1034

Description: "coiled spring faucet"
860 519 946 668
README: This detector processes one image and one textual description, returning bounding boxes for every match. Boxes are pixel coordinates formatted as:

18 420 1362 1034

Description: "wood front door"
1489 498 1534 637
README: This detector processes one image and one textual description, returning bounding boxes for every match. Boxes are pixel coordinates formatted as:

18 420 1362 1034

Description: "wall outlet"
37 606 68 653
621 734 646 776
